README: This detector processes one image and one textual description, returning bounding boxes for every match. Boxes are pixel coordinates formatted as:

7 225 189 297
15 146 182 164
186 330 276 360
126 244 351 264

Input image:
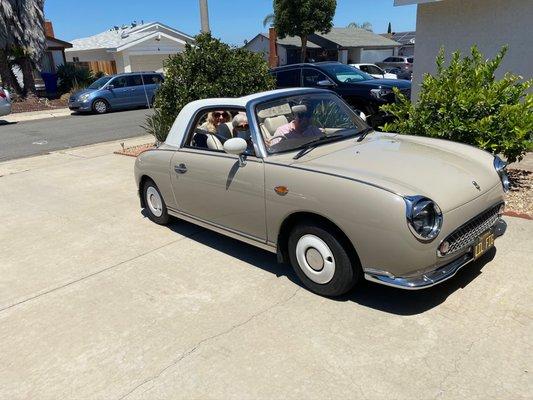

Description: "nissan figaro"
135 88 508 296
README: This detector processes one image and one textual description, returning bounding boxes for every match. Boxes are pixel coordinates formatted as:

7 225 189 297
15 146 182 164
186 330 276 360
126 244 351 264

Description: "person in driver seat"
269 104 322 146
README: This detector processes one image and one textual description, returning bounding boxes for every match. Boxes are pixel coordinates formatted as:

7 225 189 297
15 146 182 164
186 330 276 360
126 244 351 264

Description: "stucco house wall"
411 0 532 99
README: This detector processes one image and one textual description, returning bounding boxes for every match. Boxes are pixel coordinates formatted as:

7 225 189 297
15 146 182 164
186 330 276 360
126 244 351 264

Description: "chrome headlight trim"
493 156 510 192
404 195 443 242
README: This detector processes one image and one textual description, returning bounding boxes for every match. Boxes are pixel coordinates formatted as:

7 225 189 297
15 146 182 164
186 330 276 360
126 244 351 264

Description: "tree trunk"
19 57 37 96
300 35 307 63
0 49 23 96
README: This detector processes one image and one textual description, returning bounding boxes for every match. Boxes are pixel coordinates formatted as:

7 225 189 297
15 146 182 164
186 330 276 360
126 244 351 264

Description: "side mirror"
106 84 114 90
317 79 335 87
353 109 367 122
223 138 248 167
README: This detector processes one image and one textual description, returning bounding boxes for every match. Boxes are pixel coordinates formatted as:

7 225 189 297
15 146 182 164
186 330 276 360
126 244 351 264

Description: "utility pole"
199 0 210 33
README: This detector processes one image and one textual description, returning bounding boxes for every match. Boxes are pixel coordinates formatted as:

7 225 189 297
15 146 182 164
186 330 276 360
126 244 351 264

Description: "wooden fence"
76 60 117 75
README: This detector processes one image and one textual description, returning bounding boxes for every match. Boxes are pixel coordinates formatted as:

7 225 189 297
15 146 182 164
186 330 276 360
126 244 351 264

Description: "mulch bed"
114 143 156 157
11 96 69 114
504 169 533 220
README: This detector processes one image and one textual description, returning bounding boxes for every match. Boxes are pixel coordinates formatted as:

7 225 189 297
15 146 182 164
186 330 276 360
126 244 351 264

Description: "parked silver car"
376 56 414 79
0 87 12 117
135 88 508 297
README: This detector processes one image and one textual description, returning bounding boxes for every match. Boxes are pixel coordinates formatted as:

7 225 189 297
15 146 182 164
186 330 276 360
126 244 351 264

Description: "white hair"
232 112 248 128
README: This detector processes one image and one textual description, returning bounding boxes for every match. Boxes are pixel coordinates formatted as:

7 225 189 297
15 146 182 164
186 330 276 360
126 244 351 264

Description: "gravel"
505 169 533 218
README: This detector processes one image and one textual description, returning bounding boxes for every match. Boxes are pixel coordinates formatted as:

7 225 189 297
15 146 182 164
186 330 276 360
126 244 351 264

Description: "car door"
302 68 332 87
107 76 130 108
126 74 147 107
274 68 302 88
169 108 267 241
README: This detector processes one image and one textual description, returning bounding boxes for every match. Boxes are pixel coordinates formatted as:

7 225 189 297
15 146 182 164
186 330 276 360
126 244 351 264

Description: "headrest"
264 115 288 135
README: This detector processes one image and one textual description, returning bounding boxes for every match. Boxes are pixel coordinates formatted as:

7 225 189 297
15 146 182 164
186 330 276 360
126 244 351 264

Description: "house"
41 21 72 74
244 27 400 66
394 0 532 99
381 31 415 57
65 22 194 74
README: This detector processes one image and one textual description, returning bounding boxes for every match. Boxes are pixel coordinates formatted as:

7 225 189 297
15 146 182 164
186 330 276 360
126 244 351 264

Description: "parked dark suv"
270 62 411 127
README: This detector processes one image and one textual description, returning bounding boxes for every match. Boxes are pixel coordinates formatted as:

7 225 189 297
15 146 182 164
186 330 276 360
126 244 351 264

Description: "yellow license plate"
473 230 495 260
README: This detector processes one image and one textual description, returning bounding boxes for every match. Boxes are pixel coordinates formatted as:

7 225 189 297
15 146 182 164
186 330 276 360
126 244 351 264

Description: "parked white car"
0 87 12 117
351 63 398 80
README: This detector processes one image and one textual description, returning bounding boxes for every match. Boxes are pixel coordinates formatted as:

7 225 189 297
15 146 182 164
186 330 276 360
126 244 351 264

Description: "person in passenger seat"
269 105 322 146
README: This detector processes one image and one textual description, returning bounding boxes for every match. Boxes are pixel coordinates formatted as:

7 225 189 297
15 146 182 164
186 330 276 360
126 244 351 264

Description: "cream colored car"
135 88 508 297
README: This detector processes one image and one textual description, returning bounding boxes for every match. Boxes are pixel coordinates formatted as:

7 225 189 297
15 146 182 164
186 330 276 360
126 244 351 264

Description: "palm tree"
0 1 23 94
263 13 275 28
199 0 210 33
346 21 373 32
0 0 45 96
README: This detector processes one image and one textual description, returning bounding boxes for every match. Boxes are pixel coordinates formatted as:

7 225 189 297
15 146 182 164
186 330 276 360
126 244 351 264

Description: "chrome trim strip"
167 207 277 254
364 219 506 290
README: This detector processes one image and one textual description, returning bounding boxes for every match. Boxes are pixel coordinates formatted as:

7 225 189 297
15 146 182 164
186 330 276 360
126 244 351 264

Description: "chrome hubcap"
95 101 106 113
296 234 335 284
146 186 163 217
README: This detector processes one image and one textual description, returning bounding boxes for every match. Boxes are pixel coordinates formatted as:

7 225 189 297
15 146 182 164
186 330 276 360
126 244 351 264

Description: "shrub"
145 33 276 142
57 63 96 94
381 46 533 163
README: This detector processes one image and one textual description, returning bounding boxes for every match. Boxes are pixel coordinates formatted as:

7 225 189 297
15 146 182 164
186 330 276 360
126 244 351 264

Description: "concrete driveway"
0 138 531 400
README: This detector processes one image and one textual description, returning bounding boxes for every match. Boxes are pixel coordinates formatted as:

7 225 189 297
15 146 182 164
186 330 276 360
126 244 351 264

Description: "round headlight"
405 196 443 242
493 156 510 192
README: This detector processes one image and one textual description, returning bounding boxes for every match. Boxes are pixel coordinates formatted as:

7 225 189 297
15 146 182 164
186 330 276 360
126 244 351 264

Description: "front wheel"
92 99 109 114
142 179 169 225
288 224 361 297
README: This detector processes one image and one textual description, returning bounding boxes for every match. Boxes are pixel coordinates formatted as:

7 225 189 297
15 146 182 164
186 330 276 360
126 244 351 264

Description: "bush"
381 46 533 163
57 63 96 94
145 33 276 142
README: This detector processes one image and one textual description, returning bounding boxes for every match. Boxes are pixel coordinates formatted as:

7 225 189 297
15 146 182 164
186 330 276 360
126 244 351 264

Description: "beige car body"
135 88 507 290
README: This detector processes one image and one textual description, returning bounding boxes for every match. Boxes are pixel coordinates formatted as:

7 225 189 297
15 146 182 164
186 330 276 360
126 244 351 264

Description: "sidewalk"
509 152 533 172
1 107 72 123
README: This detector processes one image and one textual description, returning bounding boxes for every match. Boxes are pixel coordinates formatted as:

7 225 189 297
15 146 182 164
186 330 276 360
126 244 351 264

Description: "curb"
2 108 72 123
503 211 533 220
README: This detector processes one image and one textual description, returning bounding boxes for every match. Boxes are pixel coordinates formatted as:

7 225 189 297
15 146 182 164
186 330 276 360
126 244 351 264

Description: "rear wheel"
142 179 169 225
288 224 361 297
92 99 109 114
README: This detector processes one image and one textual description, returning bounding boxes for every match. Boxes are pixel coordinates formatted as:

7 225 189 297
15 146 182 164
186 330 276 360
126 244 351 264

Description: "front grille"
443 203 502 255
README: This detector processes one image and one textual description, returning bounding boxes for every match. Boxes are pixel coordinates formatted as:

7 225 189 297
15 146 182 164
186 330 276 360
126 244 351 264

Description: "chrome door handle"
174 163 187 174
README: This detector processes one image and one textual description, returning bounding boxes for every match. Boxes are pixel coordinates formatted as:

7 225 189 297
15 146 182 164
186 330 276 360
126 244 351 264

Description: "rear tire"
142 179 169 225
288 224 361 297
92 99 109 114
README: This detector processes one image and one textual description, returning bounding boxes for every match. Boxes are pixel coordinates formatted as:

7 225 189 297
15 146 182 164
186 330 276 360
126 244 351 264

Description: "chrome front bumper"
364 218 507 290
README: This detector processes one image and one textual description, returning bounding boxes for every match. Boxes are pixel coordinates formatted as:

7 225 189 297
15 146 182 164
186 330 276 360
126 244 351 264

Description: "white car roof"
164 88 321 147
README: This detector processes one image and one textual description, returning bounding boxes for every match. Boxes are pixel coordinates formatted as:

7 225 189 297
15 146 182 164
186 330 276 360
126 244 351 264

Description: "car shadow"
149 213 497 316
0 120 16 125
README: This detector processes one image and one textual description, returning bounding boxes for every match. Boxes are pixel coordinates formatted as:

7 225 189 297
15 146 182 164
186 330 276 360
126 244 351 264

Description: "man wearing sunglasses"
269 105 322 146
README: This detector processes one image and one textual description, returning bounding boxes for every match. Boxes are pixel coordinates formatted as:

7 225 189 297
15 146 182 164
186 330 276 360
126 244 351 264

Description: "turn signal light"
438 240 450 256
274 186 289 196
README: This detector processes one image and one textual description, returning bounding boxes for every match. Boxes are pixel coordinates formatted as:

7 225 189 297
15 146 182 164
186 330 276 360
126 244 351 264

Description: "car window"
185 108 255 156
319 64 373 83
110 76 128 88
358 65 369 73
407 57 414 63
275 69 301 88
302 68 329 87
256 92 367 154
88 76 112 89
144 74 163 84
366 65 383 75
384 57 394 62
127 75 143 87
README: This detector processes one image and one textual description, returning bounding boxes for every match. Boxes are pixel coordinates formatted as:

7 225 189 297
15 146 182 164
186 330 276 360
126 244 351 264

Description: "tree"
144 33 275 142
274 0 336 63
262 13 275 28
0 0 45 96
0 1 23 94
387 22 392 34
346 21 373 32
381 46 533 163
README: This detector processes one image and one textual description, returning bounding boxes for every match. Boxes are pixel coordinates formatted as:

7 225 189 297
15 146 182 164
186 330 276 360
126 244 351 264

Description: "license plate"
473 229 495 260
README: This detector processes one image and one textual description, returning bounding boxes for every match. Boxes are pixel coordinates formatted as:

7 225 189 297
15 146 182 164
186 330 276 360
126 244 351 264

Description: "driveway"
0 108 153 162
0 138 531 399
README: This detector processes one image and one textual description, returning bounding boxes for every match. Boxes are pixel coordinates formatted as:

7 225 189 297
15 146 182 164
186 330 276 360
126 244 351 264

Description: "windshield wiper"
293 134 346 160
356 127 374 142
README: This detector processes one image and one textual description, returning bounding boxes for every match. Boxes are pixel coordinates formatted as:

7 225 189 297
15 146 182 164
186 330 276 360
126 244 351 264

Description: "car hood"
349 79 411 89
293 133 500 212
71 88 96 98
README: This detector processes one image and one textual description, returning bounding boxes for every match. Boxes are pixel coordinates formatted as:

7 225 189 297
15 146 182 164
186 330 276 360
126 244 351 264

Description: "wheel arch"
276 211 361 268
138 174 153 208
92 97 111 111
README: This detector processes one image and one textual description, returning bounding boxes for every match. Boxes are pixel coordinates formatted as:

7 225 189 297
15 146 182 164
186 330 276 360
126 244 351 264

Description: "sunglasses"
234 124 249 131
214 112 227 118
295 113 312 119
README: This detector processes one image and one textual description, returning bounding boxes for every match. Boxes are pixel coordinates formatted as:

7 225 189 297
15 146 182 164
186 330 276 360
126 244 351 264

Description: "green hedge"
381 46 532 163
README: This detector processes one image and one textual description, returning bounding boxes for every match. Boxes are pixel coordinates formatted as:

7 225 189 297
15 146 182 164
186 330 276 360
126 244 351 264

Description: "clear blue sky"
44 0 416 45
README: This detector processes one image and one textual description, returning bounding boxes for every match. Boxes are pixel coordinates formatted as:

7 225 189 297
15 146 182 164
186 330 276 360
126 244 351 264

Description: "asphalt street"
0 108 153 161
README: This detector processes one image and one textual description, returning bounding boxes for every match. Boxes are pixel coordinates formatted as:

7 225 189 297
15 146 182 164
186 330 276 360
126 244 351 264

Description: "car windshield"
88 76 112 90
256 92 368 154
320 64 374 83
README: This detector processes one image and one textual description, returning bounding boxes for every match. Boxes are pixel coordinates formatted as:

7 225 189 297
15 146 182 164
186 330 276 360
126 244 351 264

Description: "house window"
73 57 80 62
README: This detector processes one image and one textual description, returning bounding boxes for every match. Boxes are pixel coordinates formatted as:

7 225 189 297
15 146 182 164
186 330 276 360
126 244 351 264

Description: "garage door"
130 54 169 73
360 49 394 64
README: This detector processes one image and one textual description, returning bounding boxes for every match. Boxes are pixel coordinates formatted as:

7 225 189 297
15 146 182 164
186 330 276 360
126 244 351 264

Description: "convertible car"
135 88 508 297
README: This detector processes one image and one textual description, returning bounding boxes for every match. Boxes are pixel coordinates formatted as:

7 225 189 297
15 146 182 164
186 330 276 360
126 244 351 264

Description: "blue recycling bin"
41 72 58 95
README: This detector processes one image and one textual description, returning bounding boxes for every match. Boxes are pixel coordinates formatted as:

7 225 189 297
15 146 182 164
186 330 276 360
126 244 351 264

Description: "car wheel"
288 224 361 297
142 179 169 225
92 99 109 114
